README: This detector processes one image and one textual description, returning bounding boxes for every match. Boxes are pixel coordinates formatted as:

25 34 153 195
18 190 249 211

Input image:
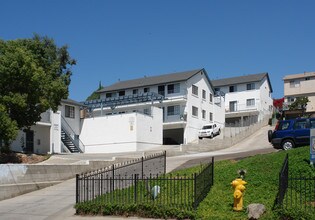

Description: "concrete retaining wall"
0 159 127 201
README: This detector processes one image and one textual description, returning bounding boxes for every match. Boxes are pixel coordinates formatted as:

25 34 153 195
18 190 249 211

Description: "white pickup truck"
198 123 221 139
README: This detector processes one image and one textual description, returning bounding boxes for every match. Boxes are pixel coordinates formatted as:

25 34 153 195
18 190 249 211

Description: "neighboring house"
9 69 226 154
85 68 225 146
211 72 273 125
283 71 315 118
10 99 84 154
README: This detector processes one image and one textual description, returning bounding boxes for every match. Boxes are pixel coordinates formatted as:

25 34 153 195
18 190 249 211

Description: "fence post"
134 174 138 203
193 173 197 210
164 150 167 174
76 174 79 204
111 164 115 192
141 156 144 178
211 157 214 186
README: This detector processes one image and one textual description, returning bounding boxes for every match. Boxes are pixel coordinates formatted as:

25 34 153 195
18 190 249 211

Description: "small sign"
310 129 315 165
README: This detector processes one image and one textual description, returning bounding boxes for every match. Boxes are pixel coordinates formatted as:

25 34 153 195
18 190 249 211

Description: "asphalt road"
0 125 277 220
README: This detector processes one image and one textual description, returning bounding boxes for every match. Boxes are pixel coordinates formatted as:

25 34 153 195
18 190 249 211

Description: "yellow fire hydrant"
231 178 247 211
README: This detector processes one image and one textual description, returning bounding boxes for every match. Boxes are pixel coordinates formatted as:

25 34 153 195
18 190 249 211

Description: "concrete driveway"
0 125 277 220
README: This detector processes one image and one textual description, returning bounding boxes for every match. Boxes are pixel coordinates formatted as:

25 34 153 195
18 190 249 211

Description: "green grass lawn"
76 146 315 219
172 146 315 220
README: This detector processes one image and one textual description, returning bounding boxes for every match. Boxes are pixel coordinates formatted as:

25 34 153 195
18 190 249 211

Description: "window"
167 83 180 94
287 97 295 102
214 88 220 92
246 99 255 107
202 90 206 100
119 91 125 96
192 106 198 117
246 83 255 90
305 77 310 81
229 85 237 92
106 93 112 98
144 108 151 115
202 110 206 119
210 93 213 103
192 85 198 96
158 85 165 96
209 112 213 121
65 105 75 118
144 87 150 93
290 80 300 88
279 122 290 130
229 101 237 112
310 119 315 129
294 119 307 130
133 89 138 95
167 105 180 116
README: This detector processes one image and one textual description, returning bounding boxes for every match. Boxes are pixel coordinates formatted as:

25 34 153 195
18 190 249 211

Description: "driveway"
0 125 276 220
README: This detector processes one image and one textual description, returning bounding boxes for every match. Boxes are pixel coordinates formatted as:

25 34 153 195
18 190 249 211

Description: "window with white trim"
246 98 255 107
246 83 255 90
192 106 198 117
202 110 206 119
65 105 75 118
167 105 180 116
210 93 213 103
229 85 237 92
192 85 198 96
202 90 206 100
167 83 180 94
209 112 213 121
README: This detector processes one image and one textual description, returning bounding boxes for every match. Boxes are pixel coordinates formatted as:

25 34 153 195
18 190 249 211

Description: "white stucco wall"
59 102 81 135
80 107 162 153
184 71 215 143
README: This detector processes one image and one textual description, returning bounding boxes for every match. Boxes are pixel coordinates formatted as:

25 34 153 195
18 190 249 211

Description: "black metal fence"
276 154 315 213
76 151 166 203
277 154 289 205
76 154 214 211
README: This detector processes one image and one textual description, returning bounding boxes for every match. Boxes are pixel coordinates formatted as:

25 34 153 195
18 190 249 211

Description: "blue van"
268 118 315 150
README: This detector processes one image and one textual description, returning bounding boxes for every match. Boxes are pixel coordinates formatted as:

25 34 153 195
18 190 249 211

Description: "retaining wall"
0 159 126 201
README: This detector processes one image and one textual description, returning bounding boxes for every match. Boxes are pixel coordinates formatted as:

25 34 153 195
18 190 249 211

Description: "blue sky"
1 1 315 100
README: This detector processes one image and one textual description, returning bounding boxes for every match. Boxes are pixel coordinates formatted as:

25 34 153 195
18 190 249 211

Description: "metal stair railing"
61 115 85 153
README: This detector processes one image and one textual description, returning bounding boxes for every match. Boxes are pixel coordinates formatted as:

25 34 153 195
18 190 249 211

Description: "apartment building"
283 71 315 118
211 73 273 125
88 68 225 146
10 99 84 154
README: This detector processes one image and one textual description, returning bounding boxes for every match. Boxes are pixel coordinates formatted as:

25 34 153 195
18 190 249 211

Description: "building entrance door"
25 130 34 153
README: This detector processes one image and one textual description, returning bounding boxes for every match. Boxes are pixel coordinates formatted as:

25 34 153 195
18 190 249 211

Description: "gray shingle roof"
211 72 273 92
61 98 84 106
98 69 207 93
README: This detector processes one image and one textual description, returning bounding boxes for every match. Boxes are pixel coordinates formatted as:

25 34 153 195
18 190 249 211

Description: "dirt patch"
0 152 50 164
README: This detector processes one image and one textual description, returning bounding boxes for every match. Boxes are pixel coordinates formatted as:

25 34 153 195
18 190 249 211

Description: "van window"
310 119 315 129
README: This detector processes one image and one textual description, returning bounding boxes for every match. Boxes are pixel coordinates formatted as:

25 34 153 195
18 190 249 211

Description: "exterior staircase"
61 116 84 153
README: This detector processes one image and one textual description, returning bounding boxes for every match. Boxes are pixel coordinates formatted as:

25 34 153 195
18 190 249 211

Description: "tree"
0 35 76 150
289 96 309 117
86 81 104 101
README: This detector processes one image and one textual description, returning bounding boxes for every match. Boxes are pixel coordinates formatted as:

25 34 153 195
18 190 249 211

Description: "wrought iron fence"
276 154 315 213
76 154 214 211
76 151 166 203
277 154 289 206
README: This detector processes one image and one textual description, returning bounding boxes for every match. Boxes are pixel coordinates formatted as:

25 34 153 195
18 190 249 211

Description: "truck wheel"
268 130 272 142
210 133 214 139
281 139 294 150
218 129 221 135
